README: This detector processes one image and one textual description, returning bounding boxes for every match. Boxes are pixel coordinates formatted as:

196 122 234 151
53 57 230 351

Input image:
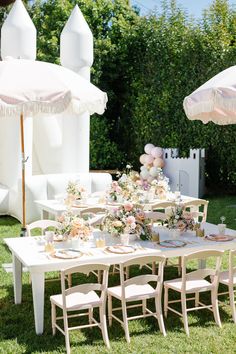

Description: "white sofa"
4 172 112 223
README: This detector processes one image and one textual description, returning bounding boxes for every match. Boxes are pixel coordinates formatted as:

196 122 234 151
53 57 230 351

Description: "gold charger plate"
205 234 234 242
159 240 187 248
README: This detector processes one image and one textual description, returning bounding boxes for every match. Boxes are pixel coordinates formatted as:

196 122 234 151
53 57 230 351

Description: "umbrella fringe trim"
0 93 108 117
184 96 236 119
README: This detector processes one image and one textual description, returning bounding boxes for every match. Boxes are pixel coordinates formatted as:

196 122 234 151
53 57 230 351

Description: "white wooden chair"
26 219 60 236
144 210 168 224
149 201 176 212
2 220 60 274
182 199 209 223
50 263 110 354
26 219 64 283
107 255 166 343
80 207 108 227
164 249 223 336
218 249 236 323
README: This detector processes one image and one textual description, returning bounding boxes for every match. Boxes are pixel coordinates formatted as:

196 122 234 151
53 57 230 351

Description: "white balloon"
149 166 159 177
144 143 155 154
140 170 149 179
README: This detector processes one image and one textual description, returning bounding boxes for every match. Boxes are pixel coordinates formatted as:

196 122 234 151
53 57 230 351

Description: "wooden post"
20 112 26 231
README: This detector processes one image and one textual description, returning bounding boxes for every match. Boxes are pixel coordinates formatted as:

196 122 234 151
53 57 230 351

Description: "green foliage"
1 0 235 190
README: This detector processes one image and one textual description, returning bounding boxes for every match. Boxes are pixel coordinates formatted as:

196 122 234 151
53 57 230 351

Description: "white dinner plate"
106 245 135 254
53 249 83 259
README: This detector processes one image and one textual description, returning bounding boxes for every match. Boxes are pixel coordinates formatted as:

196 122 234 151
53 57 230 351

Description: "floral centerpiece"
101 202 152 240
106 165 140 202
56 211 92 240
106 164 170 204
164 205 195 232
149 174 170 200
65 180 86 206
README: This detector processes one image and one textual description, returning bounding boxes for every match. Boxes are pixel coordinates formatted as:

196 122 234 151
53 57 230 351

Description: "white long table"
35 195 197 219
4 222 236 335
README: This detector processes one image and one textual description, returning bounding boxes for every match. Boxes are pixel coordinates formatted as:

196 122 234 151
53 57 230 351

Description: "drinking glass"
95 234 106 248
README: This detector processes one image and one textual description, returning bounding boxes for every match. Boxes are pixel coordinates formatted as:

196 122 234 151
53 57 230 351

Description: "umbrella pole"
20 112 27 237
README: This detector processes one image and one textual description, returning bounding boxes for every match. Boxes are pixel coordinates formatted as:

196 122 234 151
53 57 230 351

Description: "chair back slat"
144 211 167 221
150 201 176 212
65 283 104 296
62 263 110 276
124 274 160 287
122 255 165 269
80 207 108 216
185 269 216 281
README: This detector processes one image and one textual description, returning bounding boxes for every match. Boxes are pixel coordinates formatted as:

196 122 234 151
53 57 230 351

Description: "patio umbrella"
0 57 108 234
183 66 236 125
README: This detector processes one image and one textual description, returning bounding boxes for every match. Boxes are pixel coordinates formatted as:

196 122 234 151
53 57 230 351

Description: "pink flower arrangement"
56 211 92 240
165 205 195 231
102 204 151 240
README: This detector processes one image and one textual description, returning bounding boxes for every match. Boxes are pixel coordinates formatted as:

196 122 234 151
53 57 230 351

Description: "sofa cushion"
8 175 48 223
90 173 112 193
0 184 9 214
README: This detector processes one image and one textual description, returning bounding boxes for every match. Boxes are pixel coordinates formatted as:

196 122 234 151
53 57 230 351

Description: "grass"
0 195 236 353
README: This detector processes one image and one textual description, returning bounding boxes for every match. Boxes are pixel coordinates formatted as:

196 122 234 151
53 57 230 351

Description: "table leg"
198 259 206 269
13 254 22 304
31 271 45 335
41 209 49 220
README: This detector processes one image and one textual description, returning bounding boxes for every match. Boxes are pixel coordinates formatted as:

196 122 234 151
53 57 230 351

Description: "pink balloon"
151 147 163 158
144 143 155 154
139 154 147 165
145 154 154 164
153 157 165 168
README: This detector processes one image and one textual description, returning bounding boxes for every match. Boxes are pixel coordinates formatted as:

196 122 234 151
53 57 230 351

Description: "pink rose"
126 216 136 224
112 181 118 188
124 202 133 212
116 186 122 193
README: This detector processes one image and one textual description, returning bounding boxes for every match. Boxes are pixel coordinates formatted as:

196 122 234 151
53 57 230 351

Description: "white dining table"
35 195 197 220
4 222 236 335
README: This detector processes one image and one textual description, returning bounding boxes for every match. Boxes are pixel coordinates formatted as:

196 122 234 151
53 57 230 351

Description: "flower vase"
128 233 137 242
70 237 80 249
120 233 130 246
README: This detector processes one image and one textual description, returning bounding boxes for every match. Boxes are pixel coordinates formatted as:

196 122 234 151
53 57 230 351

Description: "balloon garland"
139 143 165 182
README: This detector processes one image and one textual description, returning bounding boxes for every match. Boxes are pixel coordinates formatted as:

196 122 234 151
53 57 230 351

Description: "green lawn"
0 195 236 353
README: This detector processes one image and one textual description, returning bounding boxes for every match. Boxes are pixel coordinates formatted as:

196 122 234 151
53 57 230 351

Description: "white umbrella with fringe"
0 57 107 234
183 66 236 125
